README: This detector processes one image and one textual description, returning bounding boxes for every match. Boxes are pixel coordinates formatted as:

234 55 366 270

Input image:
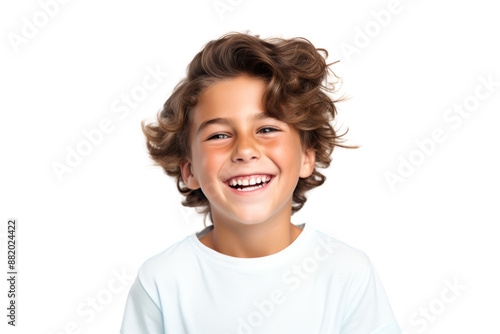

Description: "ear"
299 147 316 178
180 159 200 190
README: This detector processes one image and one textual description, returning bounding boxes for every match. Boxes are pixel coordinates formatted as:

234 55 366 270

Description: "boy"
121 31 401 333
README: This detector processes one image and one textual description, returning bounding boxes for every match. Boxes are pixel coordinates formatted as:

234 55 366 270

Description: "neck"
200 221 303 258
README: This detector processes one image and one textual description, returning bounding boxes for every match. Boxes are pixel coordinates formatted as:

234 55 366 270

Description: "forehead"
189 75 273 133
197 74 266 113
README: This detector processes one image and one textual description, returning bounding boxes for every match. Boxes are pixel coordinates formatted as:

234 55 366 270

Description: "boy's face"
180 74 315 227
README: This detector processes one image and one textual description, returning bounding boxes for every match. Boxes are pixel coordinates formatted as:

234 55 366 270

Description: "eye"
206 127 280 141
207 133 229 140
258 127 280 134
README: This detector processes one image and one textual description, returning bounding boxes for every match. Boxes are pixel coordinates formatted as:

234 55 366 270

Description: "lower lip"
226 176 274 195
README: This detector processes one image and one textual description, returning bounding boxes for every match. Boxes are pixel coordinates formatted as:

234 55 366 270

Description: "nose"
231 136 261 163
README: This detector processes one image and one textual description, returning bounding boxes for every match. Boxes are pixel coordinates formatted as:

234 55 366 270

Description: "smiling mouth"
227 176 274 192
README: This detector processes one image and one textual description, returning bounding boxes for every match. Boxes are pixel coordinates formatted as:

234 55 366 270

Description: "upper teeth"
229 175 271 187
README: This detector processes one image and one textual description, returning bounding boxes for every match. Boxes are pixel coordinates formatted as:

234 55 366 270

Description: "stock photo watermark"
225 236 340 334
212 0 245 21
51 64 169 183
7 0 72 54
47 267 134 334
403 277 467 333
6 219 18 326
384 73 499 191
339 0 420 63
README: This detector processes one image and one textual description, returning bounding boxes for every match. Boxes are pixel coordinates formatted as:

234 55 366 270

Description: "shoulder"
136 234 196 286
310 226 374 277
308 228 401 332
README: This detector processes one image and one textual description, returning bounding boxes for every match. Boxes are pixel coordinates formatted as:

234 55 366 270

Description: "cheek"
198 147 228 180
266 137 301 166
196 150 229 199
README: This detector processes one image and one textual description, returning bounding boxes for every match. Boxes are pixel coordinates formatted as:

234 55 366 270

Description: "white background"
1 0 499 333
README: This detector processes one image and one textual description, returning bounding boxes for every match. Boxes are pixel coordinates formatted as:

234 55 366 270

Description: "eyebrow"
196 113 273 136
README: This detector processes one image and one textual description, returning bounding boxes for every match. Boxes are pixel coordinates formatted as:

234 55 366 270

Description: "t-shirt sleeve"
340 259 402 334
120 276 164 334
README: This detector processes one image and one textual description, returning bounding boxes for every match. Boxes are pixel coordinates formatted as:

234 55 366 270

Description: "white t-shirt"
120 222 401 334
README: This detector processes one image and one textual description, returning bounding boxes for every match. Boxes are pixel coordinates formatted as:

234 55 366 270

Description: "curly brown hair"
141 31 358 226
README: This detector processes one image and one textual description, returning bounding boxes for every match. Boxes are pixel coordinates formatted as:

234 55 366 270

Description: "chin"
232 213 272 225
